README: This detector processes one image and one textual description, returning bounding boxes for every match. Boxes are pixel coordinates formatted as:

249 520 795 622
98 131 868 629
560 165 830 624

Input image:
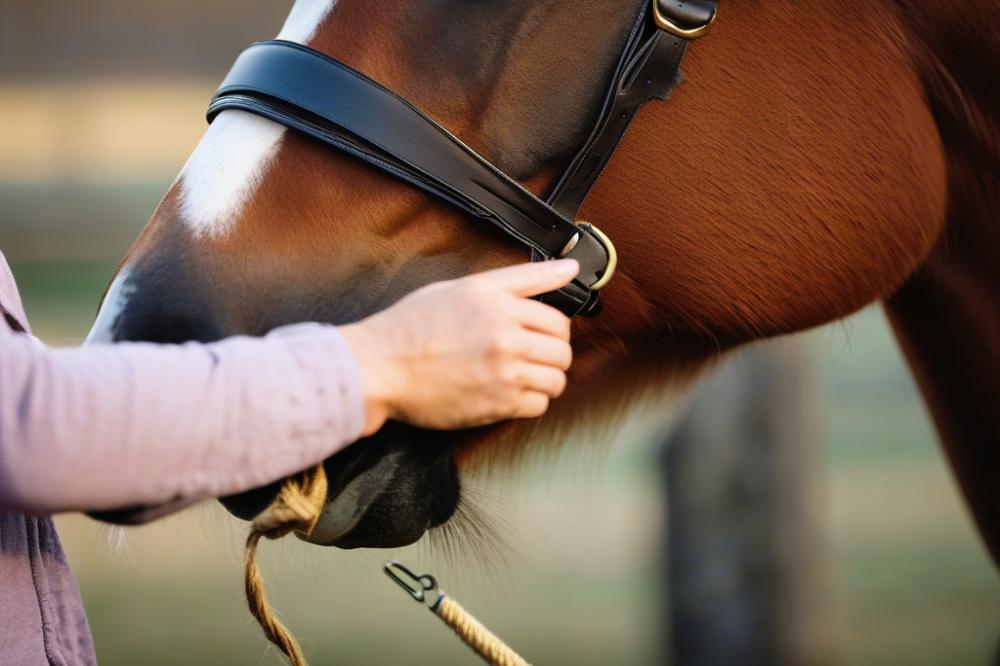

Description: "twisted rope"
243 465 328 666
242 467 529 666
434 596 531 666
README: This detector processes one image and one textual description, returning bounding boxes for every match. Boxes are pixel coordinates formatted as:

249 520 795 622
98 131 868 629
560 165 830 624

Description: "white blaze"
177 0 338 238
177 111 286 237
88 1 338 341
277 0 338 42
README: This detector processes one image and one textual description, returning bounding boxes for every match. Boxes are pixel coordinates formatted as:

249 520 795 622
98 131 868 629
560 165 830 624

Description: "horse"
86 0 999 567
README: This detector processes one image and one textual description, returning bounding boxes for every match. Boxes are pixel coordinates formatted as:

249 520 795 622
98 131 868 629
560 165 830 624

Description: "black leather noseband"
208 0 718 317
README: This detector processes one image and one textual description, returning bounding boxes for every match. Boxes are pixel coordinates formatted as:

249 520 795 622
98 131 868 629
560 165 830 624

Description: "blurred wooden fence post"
662 340 832 665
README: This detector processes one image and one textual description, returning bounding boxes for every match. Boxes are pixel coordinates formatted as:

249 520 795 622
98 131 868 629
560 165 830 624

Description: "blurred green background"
1 2 998 665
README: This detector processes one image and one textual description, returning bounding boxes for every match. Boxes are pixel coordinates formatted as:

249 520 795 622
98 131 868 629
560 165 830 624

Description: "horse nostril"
100 280 222 345
115 307 222 344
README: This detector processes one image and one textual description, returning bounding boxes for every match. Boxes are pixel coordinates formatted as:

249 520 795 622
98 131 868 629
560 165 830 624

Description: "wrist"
340 322 396 436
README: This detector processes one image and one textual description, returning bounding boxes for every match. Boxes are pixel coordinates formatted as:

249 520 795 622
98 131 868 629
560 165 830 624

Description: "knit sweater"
0 250 366 664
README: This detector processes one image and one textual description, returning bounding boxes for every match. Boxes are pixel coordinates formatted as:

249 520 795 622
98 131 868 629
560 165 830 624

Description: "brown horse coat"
93 1 999 561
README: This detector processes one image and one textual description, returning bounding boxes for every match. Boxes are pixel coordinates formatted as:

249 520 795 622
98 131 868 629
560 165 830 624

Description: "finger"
510 362 567 398
510 331 573 369
510 391 551 419
509 298 572 340
470 259 579 297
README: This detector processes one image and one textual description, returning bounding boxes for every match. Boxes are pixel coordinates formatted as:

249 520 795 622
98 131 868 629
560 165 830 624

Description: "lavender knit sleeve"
0 321 366 516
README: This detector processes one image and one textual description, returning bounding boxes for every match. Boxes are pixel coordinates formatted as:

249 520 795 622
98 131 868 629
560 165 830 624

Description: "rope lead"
385 561 532 666
242 467 530 666
244 465 329 666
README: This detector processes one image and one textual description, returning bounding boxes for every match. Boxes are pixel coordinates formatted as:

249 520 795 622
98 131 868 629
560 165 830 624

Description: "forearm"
0 323 365 515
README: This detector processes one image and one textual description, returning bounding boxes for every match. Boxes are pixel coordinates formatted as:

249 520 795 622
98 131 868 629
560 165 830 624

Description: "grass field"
3 184 999 665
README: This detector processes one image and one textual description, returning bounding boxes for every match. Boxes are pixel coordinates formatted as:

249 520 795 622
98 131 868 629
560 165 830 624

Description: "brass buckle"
652 1 717 40
586 224 617 291
558 224 617 290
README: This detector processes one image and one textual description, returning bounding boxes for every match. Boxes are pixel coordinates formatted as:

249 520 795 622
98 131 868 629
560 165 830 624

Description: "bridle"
208 0 718 317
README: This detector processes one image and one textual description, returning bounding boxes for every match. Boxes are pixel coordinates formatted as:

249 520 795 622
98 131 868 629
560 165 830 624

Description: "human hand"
341 260 579 435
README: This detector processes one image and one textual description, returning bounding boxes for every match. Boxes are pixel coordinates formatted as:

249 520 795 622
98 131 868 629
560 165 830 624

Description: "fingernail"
549 259 579 276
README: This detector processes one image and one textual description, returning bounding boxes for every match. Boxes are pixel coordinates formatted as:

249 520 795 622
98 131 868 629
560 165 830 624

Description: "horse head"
87 0 946 548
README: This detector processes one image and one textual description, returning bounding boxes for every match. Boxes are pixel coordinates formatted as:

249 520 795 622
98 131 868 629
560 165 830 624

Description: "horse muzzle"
221 422 461 549
87 261 462 548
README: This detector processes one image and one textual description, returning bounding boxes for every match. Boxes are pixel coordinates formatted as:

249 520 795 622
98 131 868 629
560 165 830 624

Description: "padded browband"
208 1 716 317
